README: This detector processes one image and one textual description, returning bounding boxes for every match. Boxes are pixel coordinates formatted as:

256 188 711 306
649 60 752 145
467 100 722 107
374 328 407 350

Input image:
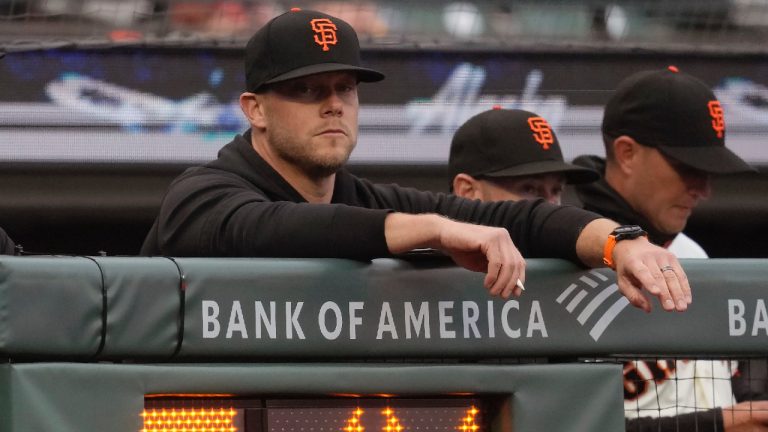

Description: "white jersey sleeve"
667 232 709 258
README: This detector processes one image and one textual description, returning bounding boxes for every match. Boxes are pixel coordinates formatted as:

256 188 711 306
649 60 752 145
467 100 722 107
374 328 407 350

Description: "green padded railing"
1 256 766 361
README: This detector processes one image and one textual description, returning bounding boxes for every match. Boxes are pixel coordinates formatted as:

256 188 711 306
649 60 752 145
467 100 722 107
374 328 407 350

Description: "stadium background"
0 0 767 257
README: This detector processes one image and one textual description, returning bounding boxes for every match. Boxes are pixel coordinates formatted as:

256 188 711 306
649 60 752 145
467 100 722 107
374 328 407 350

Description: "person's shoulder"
572 154 606 171
668 233 709 258
159 165 270 208
341 171 432 196
175 164 253 186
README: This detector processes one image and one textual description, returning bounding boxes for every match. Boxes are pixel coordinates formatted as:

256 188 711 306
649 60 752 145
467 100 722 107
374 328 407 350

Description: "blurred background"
0 0 767 256
2 0 768 51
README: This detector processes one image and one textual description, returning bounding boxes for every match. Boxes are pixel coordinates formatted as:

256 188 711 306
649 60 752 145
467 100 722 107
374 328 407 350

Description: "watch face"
615 226 637 234
613 225 645 240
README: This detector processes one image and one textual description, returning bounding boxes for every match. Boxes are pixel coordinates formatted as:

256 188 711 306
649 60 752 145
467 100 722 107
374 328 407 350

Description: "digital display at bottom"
143 396 485 432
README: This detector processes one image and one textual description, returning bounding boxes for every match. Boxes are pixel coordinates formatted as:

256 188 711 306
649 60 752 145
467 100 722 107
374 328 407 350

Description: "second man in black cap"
449 107 597 205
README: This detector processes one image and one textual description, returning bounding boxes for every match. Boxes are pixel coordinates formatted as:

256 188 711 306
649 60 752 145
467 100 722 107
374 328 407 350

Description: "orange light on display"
457 406 479 432
381 407 403 432
343 408 365 432
141 408 237 432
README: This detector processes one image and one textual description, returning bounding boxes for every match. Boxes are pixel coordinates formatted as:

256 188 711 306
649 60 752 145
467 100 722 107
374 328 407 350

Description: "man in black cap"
573 67 766 431
449 108 598 204
142 9 692 313
575 66 754 257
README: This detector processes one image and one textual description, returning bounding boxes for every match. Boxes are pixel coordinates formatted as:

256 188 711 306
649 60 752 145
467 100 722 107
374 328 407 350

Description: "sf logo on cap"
527 117 554 150
311 18 338 51
708 100 725 139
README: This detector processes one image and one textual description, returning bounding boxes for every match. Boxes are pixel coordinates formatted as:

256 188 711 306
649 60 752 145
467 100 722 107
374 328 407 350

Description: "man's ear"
239 92 267 129
452 173 482 200
611 135 640 175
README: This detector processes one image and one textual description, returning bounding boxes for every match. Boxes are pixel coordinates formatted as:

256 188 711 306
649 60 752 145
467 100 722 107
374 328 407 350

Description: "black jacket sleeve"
359 182 601 263
626 409 723 432
142 169 391 258
142 168 602 260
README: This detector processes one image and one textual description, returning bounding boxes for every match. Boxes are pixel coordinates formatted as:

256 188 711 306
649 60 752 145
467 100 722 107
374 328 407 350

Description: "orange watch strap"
603 235 618 269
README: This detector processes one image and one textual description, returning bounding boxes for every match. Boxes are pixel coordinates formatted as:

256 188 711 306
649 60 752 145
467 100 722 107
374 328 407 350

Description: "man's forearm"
575 218 620 267
384 213 443 254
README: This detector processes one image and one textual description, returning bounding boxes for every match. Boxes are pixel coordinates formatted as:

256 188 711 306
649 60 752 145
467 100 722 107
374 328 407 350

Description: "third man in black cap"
573 66 764 431
575 66 754 255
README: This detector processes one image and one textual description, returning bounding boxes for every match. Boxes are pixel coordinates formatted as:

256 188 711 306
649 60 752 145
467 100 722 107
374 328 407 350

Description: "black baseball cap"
245 8 384 92
449 108 599 184
602 66 754 174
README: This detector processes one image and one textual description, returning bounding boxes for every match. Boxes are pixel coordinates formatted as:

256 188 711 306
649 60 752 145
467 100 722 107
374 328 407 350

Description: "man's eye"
295 85 316 95
281 81 316 94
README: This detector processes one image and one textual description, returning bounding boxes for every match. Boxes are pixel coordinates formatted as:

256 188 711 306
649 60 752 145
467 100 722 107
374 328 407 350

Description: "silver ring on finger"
660 265 675 274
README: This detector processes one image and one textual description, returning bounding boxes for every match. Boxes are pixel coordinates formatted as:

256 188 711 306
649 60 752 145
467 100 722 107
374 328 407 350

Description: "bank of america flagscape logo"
556 270 630 341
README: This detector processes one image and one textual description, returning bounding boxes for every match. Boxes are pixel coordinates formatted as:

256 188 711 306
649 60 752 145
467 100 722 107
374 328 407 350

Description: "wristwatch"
603 225 647 269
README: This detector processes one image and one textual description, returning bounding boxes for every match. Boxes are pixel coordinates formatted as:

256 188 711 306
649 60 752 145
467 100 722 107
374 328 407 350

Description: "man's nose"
322 90 344 116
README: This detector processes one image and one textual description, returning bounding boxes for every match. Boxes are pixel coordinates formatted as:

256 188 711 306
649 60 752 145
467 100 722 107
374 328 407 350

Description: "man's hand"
437 218 526 299
576 219 692 313
613 236 692 313
385 213 525 299
723 401 768 431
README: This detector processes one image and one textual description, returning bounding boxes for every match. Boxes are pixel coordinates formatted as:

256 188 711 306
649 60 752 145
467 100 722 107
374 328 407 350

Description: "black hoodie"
141 130 600 259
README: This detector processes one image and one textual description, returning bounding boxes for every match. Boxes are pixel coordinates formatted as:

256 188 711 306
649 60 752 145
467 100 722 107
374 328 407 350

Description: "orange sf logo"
311 18 337 51
708 100 725 138
528 117 554 150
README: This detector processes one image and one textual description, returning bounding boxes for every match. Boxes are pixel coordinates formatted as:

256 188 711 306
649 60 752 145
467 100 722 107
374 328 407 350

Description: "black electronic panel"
144 396 488 432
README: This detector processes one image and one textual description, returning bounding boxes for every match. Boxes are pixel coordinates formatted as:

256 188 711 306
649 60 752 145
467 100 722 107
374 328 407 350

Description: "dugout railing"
0 256 766 431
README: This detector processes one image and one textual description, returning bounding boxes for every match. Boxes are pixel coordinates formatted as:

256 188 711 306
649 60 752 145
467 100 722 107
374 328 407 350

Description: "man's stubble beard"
268 127 355 180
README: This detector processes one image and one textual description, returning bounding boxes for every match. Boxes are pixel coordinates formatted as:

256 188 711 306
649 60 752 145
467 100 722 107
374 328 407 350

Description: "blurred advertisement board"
1 48 766 164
